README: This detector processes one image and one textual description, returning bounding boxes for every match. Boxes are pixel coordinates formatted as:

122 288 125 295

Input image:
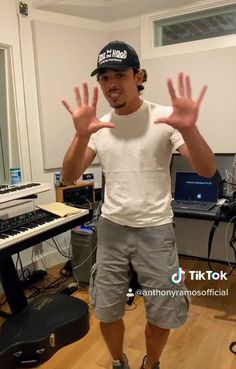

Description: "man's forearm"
62 134 89 182
181 127 216 177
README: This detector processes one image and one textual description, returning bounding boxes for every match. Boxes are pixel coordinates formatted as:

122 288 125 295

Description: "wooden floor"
1 258 236 369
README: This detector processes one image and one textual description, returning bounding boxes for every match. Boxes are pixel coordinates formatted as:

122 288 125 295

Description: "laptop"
172 172 219 211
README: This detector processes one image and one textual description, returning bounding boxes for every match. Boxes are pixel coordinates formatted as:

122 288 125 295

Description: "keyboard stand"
0 256 28 316
0 185 92 367
0 184 50 318
0 210 92 317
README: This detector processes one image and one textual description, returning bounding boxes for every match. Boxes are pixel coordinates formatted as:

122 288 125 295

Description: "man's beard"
110 102 126 109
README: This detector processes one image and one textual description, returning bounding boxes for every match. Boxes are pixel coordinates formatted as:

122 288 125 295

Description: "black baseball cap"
91 40 140 76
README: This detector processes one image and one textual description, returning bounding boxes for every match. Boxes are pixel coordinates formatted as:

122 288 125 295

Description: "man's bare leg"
100 319 125 361
144 321 170 369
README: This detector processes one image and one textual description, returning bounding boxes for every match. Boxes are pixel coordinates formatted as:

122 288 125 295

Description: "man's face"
98 69 142 114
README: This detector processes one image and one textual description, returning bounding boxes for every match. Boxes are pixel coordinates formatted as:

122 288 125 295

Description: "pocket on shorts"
176 287 191 323
89 263 97 306
166 222 177 243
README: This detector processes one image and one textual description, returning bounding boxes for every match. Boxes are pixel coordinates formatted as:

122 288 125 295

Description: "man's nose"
107 77 119 89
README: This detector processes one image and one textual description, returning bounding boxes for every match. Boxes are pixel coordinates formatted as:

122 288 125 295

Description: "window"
154 4 236 47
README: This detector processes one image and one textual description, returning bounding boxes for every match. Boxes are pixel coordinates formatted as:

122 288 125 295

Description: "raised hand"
155 72 207 133
62 82 115 138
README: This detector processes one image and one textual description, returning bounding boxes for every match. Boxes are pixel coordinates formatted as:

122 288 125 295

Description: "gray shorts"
89 216 190 329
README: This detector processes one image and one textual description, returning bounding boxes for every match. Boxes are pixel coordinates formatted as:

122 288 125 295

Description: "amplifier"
55 182 94 206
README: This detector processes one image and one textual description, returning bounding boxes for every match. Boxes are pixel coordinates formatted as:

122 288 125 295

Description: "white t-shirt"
88 100 185 227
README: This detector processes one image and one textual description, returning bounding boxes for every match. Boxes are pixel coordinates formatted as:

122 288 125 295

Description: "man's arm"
62 134 96 183
156 73 216 177
177 129 216 177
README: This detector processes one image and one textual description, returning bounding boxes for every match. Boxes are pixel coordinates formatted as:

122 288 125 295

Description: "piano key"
0 183 51 203
0 208 89 250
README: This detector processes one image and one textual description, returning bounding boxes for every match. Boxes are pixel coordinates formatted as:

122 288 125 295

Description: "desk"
173 204 236 263
0 210 92 316
173 205 226 221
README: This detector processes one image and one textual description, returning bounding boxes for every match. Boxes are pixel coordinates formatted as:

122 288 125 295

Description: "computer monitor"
170 153 235 194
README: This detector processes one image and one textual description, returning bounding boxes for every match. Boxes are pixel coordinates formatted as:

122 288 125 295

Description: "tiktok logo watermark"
171 267 186 284
188 270 227 280
171 267 228 284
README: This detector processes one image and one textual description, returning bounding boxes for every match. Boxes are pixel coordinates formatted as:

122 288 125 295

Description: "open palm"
156 73 207 132
62 82 115 138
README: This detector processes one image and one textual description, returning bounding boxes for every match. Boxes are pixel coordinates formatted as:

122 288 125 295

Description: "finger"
92 121 115 132
178 72 185 96
82 82 89 105
98 121 116 128
95 119 116 128
62 99 73 115
74 86 82 107
186 75 192 98
197 85 207 106
92 87 98 108
101 123 116 129
167 78 176 100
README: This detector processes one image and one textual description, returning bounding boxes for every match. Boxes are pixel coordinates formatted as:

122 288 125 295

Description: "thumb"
101 122 116 128
97 119 116 128
154 117 171 124
91 120 116 133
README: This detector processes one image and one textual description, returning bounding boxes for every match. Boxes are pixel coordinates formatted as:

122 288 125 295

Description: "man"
62 41 216 369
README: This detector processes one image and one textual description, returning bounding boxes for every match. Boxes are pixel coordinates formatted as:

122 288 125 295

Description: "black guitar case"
0 293 89 368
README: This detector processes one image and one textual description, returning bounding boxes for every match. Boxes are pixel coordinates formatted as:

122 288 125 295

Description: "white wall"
0 0 31 182
0 1 108 272
18 5 109 201
0 0 33 278
30 19 109 169
109 18 141 55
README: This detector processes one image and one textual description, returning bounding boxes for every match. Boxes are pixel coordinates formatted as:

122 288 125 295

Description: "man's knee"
145 321 170 338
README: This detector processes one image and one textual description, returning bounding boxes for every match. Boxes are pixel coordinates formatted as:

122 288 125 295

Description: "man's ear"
135 70 143 84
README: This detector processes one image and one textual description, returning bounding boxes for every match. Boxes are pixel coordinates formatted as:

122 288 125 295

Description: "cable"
125 302 137 311
72 239 97 286
0 293 7 307
93 201 103 226
16 8 33 180
224 215 236 275
16 253 31 282
25 271 71 299
31 247 37 272
52 237 71 259
17 253 24 275
60 261 73 277
85 198 92 210
38 276 69 292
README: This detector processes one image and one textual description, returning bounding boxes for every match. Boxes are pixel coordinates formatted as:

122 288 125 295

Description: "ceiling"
31 0 202 22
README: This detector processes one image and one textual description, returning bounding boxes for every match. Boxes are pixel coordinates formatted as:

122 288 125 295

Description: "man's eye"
100 76 108 82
